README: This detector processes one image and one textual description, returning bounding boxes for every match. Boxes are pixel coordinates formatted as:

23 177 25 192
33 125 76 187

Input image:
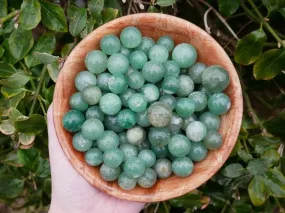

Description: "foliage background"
0 0 285 212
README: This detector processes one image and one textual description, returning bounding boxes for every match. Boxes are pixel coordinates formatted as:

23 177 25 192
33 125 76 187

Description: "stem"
240 1 259 22
255 95 273 110
38 97 47 116
29 65 47 116
19 61 37 90
264 42 279 47
221 203 228 213
274 197 285 212
163 202 170 213
0 10 19 26
242 139 250 153
248 0 285 48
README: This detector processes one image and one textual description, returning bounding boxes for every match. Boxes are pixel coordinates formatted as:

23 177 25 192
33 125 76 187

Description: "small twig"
0 10 19 27
154 203 160 213
203 8 212 34
273 80 285 95
38 97 47 116
128 0 134 14
133 1 140 13
163 202 170 213
242 139 250 153
186 0 193 7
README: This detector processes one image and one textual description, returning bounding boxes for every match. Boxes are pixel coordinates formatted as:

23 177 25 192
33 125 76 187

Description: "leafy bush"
0 0 284 212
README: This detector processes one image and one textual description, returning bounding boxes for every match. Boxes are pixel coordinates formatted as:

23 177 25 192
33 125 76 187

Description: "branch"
0 10 19 27
203 8 212 34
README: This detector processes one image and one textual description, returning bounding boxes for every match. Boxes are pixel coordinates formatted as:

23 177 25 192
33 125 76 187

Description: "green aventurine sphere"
62 110 85 132
136 110 150 127
172 43 197 68
119 46 133 58
168 134 191 157
120 88 136 107
75 71 97 91
203 131 223 150
82 118 104 140
100 34 121 55
85 148 103 166
69 92 88 112
142 61 165 83
126 126 146 145
188 91 207 112
107 53 129 75
175 98 195 118
148 44 169 63
188 142 208 162
72 132 93 152
108 74 128 94
97 130 119 151
128 93 147 113
186 121 207 142
85 50 108 74
86 106 105 121
163 60 180 78
103 148 124 168
97 73 111 92
159 95 177 110
124 157 146 178
104 115 124 133
120 143 138 162
202 65 230 93
138 168 157 188
148 102 173 127
172 157 194 177
154 158 172 179
199 111 221 131
127 70 145 89
151 145 169 158
129 50 148 69
140 84 160 102
120 26 142 48
161 77 180 94
99 93 122 115
157 35 174 52
176 75 194 97
208 93 231 115
148 127 171 147
188 62 207 84
118 172 137 190
117 109 137 129
138 149 156 167
100 164 120 181
134 37 155 55
82 85 102 105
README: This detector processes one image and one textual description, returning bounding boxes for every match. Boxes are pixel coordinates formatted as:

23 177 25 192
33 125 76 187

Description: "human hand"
47 105 145 213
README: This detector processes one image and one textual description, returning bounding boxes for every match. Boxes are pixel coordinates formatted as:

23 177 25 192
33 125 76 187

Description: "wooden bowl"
53 13 243 202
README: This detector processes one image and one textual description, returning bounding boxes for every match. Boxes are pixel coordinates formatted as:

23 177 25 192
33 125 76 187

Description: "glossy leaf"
234 29 267 65
218 0 239 16
222 163 245 178
148 6 159 13
262 150 280 167
264 112 285 137
0 175 24 199
47 61 59 82
3 92 26 110
1 87 26 99
60 43 74 57
19 0 41 30
67 6 87 37
4 151 23 167
280 8 285 17
14 114 46 135
253 49 285 80
0 45 4 58
8 27 34 60
24 34 56 68
0 72 30 88
44 85 55 104
39 0 67 32
1 39 18 65
88 0 104 17
248 176 266 206
17 148 39 170
248 134 281 154
80 17 96 38
0 61 17 77
34 52 59 64
170 191 205 208
0 0 8 17
19 133 35 145
34 157 50 178
264 168 285 197
105 0 122 16
237 150 253 163
247 159 267 175
0 19 14 36
8 107 22 122
102 8 118 23
0 120 15 135
156 0 176 7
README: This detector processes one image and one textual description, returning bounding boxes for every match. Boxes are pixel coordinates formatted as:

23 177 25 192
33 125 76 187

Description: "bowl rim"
53 13 243 202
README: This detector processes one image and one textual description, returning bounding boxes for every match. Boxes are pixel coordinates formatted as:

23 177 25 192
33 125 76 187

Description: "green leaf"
280 8 285 17
88 0 104 18
264 112 285 138
8 107 22 122
44 178 51 198
19 132 35 145
4 151 23 167
39 0 67 32
218 0 239 16
0 120 15 135
0 175 24 199
230 140 242 157
0 0 8 17
17 148 39 170
24 34 56 68
262 149 280 167
222 163 245 178
0 61 17 77
67 6 87 37
0 19 14 36
0 45 4 58
253 49 285 80
237 150 253 163
248 176 266 207
148 6 159 13
47 61 59 82
8 27 34 60
80 17 96 38
102 8 118 23
34 52 59 64
247 159 268 175
34 157 50 178
234 29 267 65
2 92 26 109
44 85 54 104
156 0 176 7
1 39 18 65
1 87 26 99
60 43 74 57
105 0 122 16
0 72 30 88
248 134 281 154
19 0 41 30
14 114 46 135
170 192 205 209
264 168 285 197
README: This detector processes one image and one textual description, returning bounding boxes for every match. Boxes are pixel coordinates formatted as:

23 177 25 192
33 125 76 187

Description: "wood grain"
53 13 243 202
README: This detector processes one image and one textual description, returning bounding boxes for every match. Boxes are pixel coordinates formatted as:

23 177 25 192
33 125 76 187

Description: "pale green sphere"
157 35 174 52
82 85 102 105
188 62 207 84
107 53 129 75
120 26 142 48
134 37 155 55
100 34 121 55
108 74 128 94
75 71 97 91
140 84 160 102
142 61 165 83
163 60 180 78
82 118 104 140
176 75 194 97
129 50 148 69
172 43 197 68
148 44 169 63
99 93 122 115
85 50 108 74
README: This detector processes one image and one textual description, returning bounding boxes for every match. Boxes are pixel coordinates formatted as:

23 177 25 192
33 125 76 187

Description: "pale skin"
47 106 145 213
